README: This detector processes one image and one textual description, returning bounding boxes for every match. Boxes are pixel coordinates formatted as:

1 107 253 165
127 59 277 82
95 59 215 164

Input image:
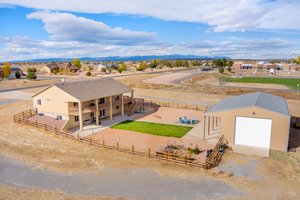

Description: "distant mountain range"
10 54 230 63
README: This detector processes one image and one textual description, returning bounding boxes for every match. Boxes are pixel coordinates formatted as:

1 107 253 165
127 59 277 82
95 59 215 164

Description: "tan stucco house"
202 92 290 156
32 78 134 131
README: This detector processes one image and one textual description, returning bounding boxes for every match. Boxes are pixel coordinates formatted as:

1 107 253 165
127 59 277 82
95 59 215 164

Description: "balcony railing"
68 96 133 115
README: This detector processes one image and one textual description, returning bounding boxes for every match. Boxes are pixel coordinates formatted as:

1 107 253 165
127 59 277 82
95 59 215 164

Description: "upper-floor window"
99 98 105 104
115 95 120 101
37 99 41 105
75 116 79 122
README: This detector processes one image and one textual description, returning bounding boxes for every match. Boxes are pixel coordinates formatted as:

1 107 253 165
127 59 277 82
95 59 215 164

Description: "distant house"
68 65 80 74
32 79 135 131
203 92 290 157
40 63 60 74
10 67 25 77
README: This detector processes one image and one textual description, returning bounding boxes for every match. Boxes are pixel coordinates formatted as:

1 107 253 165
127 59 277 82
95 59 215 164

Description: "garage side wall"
214 106 289 151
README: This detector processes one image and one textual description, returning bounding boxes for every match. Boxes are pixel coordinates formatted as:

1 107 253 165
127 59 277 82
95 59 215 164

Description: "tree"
227 60 233 67
101 67 107 73
52 69 58 75
86 71 91 76
117 62 127 73
26 68 37 80
162 60 172 68
218 67 224 73
149 60 158 69
15 70 21 79
175 60 182 67
136 62 147 71
296 56 300 64
3 62 11 78
72 58 81 68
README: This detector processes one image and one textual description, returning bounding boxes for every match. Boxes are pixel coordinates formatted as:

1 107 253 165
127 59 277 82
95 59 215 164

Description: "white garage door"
235 117 272 148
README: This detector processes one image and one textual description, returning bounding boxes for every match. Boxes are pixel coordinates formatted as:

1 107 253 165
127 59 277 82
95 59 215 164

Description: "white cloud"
1 0 300 32
26 11 155 45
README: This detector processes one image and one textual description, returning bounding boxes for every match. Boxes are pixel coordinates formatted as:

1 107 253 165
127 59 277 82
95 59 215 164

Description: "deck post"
121 94 124 116
148 148 151 158
79 101 83 131
29 109 32 116
132 145 134 154
109 96 113 120
95 98 99 125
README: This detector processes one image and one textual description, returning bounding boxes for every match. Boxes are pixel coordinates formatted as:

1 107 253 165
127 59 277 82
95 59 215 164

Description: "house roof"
33 78 133 102
45 63 59 69
206 92 290 116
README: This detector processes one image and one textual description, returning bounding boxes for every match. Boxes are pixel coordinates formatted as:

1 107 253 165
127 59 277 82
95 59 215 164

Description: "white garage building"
202 92 290 156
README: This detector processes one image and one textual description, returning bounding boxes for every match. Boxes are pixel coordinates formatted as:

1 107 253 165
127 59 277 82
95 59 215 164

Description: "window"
75 116 79 122
100 109 106 117
56 115 62 120
90 112 94 118
37 99 41 105
99 98 105 104
116 105 120 110
115 95 120 101
73 102 78 107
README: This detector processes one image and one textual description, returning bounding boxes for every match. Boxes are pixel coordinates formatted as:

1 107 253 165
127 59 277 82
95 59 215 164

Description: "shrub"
26 68 37 80
101 67 107 73
86 71 91 76
227 66 232 72
15 71 21 79
219 67 224 73
52 69 58 75
188 146 201 155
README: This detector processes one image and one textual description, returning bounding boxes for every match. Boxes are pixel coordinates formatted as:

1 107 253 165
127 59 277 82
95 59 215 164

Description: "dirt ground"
0 185 125 200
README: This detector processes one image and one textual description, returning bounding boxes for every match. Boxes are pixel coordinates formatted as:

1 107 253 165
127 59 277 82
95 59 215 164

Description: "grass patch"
224 77 300 89
111 120 192 138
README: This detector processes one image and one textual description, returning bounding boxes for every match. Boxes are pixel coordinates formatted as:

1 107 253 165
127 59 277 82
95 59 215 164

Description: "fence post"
35 120 37 127
22 112 24 118
55 126 57 134
30 109 32 116
132 145 134 154
18 116 20 123
166 152 168 161
26 118 28 125
148 148 151 158
184 156 187 165
117 142 119 150
44 123 47 131
89 136 92 145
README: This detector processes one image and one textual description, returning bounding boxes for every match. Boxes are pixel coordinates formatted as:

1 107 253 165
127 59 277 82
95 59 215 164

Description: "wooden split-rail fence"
13 110 225 169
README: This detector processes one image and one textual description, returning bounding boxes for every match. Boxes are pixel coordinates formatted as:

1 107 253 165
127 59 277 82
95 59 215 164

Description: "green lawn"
224 77 300 90
111 120 192 138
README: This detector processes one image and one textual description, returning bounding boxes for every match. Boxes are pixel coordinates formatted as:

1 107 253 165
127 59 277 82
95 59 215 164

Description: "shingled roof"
206 92 290 116
33 78 133 102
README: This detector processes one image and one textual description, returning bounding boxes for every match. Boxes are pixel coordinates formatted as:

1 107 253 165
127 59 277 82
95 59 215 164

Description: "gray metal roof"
206 92 290 116
53 78 133 102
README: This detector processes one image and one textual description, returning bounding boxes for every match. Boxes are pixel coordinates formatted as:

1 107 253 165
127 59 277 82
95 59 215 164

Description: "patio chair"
179 117 185 123
183 116 190 124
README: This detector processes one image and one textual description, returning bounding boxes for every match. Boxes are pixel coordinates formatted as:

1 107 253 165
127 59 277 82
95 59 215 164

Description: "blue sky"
0 0 299 61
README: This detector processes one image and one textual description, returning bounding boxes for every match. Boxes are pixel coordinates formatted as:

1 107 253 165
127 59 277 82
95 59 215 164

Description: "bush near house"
15 71 21 79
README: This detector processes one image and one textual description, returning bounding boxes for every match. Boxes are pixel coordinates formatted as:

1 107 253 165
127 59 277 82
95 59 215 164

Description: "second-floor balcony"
68 95 133 115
